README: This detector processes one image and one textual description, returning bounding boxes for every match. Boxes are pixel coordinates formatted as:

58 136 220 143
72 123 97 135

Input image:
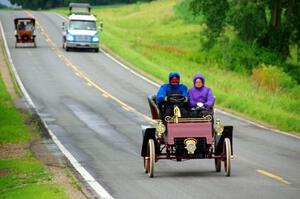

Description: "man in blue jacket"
156 72 188 119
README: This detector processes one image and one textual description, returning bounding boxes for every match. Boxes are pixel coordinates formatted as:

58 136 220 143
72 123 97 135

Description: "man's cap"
170 76 180 84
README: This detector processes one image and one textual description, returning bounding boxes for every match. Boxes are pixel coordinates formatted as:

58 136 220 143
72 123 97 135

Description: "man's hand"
184 97 188 103
164 96 168 101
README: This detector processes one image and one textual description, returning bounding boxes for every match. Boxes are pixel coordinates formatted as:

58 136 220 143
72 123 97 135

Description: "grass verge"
0 35 76 198
51 0 300 134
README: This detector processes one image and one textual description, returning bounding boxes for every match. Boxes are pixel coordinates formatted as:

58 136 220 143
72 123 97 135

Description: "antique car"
14 18 36 48
141 94 233 177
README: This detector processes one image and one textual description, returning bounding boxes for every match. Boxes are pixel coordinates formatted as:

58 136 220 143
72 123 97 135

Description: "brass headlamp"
215 119 224 135
184 138 197 154
156 120 166 138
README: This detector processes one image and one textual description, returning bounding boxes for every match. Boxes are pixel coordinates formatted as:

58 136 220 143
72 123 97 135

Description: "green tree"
9 0 153 9
191 0 300 58
191 0 228 48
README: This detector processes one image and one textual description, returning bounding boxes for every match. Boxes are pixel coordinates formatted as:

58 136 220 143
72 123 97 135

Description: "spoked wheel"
147 139 155 177
215 158 221 172
223 138 231 176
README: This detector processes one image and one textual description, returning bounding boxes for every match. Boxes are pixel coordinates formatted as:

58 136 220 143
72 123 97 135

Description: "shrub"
252 64 297 92
194 36 283 74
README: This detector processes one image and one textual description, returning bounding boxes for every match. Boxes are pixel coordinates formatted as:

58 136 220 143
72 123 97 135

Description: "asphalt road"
1 11 300 199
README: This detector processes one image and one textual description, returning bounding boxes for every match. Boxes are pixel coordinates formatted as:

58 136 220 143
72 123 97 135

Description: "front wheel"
147 139 155 177
223 138 231 176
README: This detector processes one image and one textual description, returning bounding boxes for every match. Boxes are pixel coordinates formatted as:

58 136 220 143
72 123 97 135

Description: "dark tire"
224 138 231 176
215 159 221 172
66 47 70 52
94 48 99 53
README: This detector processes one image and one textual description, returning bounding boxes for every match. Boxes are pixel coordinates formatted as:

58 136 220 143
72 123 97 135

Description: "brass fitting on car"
173 105 181 123
184 138 197 154
156 120 166 138
215 119 224 135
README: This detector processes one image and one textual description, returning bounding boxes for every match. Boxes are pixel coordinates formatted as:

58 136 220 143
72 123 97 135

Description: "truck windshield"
69 20 96 31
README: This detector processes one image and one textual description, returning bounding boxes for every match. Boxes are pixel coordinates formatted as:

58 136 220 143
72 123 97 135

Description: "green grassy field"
0 157 68 199
52 0 300 133
0 45 69 198
0 73 31 143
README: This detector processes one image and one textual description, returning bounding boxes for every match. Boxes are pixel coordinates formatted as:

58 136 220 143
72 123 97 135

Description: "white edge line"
68 8 298 140
55 12 299 140
68 12 300 140
99 32 300 139
0 20 114 199
215 109 300 140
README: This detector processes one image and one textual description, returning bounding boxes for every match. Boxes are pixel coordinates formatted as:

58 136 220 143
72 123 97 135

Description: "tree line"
9 0 152 10
190 0 300 60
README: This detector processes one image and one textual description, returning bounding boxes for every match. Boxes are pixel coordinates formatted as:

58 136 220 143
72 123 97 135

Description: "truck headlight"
92 36 99 42
66 35 74 41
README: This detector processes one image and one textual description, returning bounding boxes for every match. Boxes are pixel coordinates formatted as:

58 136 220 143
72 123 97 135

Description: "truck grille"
75 35 91 42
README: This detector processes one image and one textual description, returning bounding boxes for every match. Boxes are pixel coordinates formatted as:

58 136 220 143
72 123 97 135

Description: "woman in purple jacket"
188 74 215 117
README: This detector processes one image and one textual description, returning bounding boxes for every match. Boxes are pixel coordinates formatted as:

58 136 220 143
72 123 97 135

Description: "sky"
0 0 20 8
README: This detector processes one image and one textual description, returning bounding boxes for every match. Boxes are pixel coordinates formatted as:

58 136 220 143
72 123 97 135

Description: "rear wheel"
147 139 155 177
224 138 231 176
94 48 99 53
66 47 70 52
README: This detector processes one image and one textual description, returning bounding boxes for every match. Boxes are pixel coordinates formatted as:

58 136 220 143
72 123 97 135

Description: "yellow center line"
256 169 292 185
102 93 109 98
122 106 131 111
25 11 154 123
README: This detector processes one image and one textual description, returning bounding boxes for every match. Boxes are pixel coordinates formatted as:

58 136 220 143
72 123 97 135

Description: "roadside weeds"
0 35 88 199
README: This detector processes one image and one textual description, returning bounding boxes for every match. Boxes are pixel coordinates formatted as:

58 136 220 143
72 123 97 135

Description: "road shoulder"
0 35 89 199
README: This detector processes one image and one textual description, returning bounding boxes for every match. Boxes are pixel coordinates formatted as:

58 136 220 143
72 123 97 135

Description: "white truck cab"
62 3 102 52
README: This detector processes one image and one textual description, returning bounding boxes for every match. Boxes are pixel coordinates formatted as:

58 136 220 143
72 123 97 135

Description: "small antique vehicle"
141 94 233 177
14 18 36 48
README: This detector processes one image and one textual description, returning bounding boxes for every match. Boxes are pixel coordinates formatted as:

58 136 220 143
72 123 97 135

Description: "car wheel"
147 139 155 177
224 138 231 176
